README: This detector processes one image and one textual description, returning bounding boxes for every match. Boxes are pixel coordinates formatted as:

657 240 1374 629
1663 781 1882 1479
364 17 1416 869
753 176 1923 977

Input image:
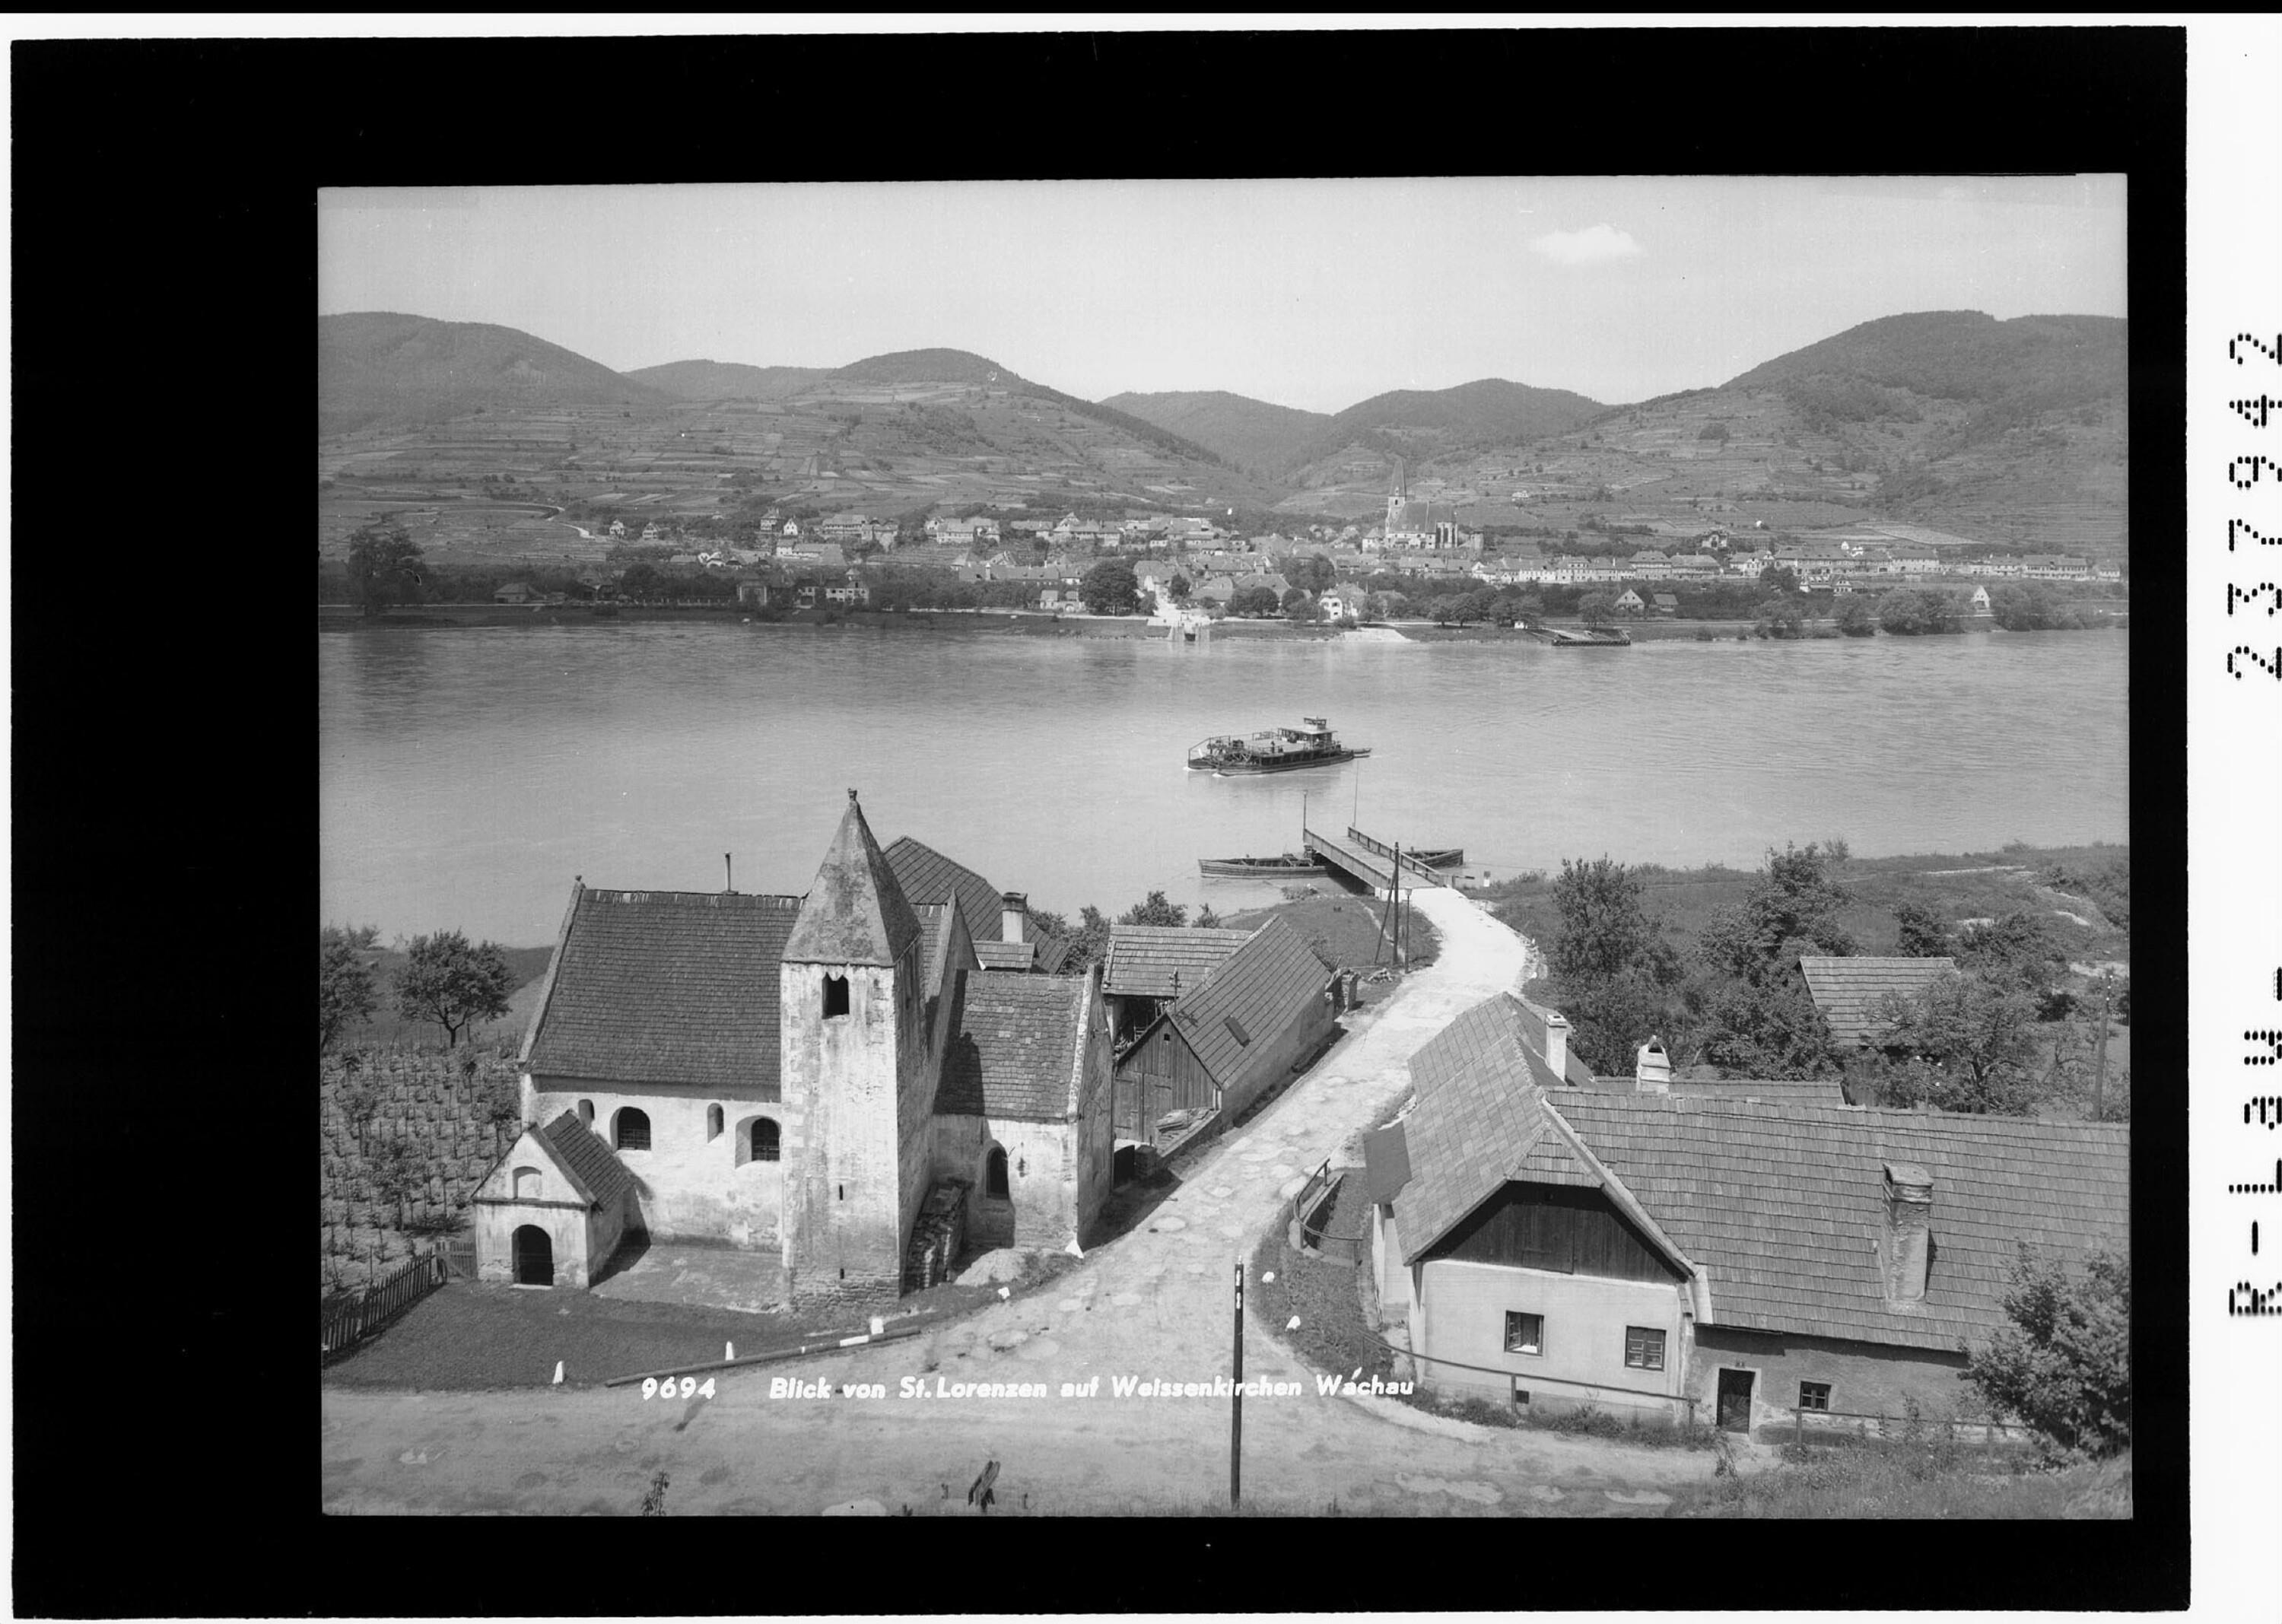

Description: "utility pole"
2092 973 2113 1120
1230 1254 1244 1508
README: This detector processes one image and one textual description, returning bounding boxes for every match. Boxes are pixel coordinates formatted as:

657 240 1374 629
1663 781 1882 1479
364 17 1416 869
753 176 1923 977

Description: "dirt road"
322 887 1729 1515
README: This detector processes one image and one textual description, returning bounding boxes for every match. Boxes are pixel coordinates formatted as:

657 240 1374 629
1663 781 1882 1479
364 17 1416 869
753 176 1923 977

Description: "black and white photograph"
315 165 2144 1533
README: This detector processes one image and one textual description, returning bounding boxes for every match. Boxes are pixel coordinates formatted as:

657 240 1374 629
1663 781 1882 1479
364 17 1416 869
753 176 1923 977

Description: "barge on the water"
1187 717 1371 774
1539 625 1632 647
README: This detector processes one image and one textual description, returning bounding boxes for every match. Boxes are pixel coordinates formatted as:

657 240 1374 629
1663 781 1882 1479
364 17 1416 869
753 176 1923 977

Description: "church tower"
777 790 930 1306
1385 455 1410 536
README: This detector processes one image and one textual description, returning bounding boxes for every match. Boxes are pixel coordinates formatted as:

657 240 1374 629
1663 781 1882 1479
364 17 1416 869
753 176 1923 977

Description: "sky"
318 175 2127 416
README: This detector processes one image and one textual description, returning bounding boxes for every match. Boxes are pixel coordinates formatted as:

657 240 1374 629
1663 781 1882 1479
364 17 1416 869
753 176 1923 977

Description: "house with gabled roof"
1799 955 1957 1049
472 1109 644 1288
1365 990 2128 1437
504 792 1112 1305
883 837 1070 972
1105 919 1336 1152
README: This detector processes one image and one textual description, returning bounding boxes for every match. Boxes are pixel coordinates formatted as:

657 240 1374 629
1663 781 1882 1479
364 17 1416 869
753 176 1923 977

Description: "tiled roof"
1363 1123 1413 1203
525 887 803 1093
936 971 1089 1120
1574 1073 1850 1110
913 903 951 993
1397 995 1571 1261
883 836 1063 961
1800 955 1957 1046
974 939 1038 971
1102 924 1251 998
783 793 921 968
540 1110 637 1209
1169 917 1333 1095
1550 1092 2130 1352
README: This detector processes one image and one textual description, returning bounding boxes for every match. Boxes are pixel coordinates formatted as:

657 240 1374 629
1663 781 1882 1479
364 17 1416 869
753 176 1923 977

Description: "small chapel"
471 790 1114 1308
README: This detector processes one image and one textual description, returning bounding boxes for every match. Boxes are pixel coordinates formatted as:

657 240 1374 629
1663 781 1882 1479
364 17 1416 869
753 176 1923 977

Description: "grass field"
1665 1441 2130 1519
1220 889 1441 1006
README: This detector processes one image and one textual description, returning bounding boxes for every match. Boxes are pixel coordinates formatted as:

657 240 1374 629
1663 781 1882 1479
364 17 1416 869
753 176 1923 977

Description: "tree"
1863 972 2043 1113
346 526 424 618
1230 586 1281 617
1079 558 1140 616
1696 971 1839 1078
320 927 378 1057
1956 911 2065 997
393 930 515 1047
1117 891 1187 928
1281 586 1313 619
1754 597 1804 638
1963 1247 2131 1460
1698 842 1857 982
1760 564 1801 596
1552 857 1676 987
1194 904 1222 929
1877 586 1962 636
1578 591 1616 627
1168 573 1192 603
1832 596 1877 637
618 561 665 601
1892 901 1955 958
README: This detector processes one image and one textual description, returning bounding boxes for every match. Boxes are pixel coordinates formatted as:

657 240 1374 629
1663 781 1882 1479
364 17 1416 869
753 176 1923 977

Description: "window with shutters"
1624 1326 1666 1371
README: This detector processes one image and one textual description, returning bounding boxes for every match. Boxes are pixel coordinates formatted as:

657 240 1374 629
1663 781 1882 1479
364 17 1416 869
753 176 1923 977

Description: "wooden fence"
1785 1403 2030 1452
321 1248 446 1365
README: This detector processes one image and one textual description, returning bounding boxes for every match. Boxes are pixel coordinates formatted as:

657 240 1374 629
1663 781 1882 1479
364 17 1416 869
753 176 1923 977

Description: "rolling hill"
1282 377 1607 485
319 312 670 435
624 359 831 401
1096 389 1330 476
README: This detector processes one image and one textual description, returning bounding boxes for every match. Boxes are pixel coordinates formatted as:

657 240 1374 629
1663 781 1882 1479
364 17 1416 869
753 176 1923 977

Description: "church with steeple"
473 791 1114 1308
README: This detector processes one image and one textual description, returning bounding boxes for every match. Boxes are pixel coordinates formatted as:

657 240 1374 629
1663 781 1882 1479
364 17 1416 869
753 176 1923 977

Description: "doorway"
513 1224 555 1286
1716 1367 1756 1433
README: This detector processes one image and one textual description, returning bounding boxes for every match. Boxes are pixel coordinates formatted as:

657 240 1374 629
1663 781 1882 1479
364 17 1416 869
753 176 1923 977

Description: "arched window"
512 1166 541 1200
577 1099 595 1126
752 1117 780 1162
615 1108 651 1152
706 1104 724 1141
823 973 850 1019
986 1146 1009 1198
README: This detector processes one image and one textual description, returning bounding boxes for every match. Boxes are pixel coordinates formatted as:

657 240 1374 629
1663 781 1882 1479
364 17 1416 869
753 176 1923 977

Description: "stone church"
472 791 1114 1308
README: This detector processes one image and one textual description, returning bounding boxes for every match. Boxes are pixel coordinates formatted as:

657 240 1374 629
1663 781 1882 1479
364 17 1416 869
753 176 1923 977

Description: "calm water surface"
319 624 2129 945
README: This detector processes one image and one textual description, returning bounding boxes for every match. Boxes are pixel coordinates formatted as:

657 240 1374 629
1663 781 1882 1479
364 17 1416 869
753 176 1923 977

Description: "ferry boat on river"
1186 717 1371 774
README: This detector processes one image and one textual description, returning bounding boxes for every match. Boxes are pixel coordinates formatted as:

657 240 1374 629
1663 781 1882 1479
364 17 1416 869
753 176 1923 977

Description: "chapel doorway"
513 1224 555 1286
1716 1367 1756 1433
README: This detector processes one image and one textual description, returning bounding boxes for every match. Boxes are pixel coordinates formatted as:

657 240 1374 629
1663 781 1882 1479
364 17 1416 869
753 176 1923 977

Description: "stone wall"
1691 1324 1982 1441
319 1048 521 1289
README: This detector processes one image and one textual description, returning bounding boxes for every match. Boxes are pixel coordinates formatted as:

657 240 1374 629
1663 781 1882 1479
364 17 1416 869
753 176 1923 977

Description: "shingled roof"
1575 1073 1851 1109
1800 955 1957 1046
1362 1122 1413 1203
783 792 922 968
539 1110 637 1209
1168 917 1334 1095
936 970 1090 1120
1551 1092 2130 1352
974 939 1038 971
882 835 1067 967
1103 923 1252 998
523 886 804 1093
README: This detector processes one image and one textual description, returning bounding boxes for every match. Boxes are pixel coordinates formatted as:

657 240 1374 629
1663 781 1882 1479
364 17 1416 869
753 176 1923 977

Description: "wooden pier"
1302 824 1452 894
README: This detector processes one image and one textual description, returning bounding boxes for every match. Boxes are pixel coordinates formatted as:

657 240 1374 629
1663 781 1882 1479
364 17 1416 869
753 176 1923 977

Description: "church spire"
782 790 923 966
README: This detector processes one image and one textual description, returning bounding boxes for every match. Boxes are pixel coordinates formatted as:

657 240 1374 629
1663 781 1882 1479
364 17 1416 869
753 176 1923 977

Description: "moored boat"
1198 852 1328 878
1187 716 1370 774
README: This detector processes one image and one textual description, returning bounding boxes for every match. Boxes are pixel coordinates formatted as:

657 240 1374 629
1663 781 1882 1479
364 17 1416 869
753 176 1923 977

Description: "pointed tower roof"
783 790 923 967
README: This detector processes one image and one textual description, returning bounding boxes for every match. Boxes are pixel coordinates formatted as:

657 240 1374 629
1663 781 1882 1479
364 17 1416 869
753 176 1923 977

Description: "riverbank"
323 603 2125 643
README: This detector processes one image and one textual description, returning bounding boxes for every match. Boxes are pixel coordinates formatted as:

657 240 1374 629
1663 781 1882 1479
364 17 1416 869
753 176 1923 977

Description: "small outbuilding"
473 1110 641 1288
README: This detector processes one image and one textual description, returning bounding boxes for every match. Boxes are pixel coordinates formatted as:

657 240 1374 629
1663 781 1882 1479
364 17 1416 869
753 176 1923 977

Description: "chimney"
1000 891 1027 944
1635 1034 1672 1092
1540 1008 1569 1082
1880 1162 1934 1305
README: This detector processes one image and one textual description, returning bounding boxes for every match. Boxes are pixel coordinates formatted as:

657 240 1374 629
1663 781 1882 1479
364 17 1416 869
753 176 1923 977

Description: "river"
319 624 2128 945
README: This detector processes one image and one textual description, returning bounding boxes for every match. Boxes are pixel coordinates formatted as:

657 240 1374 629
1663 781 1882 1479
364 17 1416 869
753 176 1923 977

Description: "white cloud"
1529 224 1644 265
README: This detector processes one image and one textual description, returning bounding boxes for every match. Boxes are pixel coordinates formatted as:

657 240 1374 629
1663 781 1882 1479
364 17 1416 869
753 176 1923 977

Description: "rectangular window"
1504 1311 1544 1356
1798 1381 1832 1412
1624 1326 1666 1371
